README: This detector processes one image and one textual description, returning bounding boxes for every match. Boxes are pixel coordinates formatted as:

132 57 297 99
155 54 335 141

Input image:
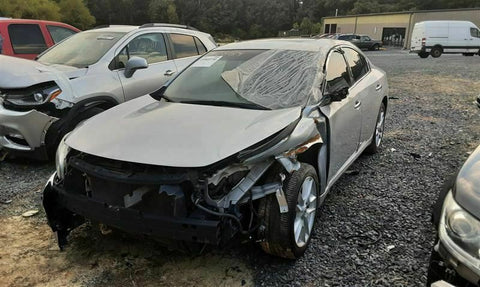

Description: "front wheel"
365 102 386 154
258 163 319 259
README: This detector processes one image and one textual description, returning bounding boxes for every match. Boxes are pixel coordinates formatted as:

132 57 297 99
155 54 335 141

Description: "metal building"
323 8 480 48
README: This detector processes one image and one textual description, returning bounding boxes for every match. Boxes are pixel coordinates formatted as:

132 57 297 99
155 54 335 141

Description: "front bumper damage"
0 100 57 160
43 153 289 248
43 114 327 249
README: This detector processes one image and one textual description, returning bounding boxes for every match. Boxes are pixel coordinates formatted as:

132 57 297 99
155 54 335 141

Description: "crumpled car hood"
66 95 301 167
0 55 86 88
455 144 480 219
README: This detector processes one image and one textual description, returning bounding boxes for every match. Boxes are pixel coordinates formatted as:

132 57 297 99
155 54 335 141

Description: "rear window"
171 34 203 58
47 25 77 43
8 24 47 54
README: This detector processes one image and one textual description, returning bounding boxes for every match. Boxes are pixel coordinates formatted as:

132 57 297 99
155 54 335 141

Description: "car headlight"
5 82 62 106
55 134 71 180
442 191 480 259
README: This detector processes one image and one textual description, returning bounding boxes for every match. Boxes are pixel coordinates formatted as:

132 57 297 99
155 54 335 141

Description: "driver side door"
112 32 178 102
320 49 362 184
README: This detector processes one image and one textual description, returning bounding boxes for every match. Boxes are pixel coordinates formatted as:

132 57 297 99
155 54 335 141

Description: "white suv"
0 24 216 160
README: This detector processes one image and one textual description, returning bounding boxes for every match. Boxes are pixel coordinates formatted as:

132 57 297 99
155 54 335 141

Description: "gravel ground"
1 49 480 286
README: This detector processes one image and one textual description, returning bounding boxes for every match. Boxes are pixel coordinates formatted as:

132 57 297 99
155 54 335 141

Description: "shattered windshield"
165 49 324 110
38 31 126 68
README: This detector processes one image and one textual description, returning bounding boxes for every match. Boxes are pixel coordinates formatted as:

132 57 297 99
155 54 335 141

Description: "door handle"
375 84 382 91
164 70 175 76
354 101 361 109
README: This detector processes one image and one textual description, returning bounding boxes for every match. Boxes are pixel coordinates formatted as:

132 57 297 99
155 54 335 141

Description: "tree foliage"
1 0 479 37
58 0 95 29
0 0 94 29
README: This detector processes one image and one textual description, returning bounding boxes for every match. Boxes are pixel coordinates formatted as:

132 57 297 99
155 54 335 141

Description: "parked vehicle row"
317 33 383 51
0 24 216 160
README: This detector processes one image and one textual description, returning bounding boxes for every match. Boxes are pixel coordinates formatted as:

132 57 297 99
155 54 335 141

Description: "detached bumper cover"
43 174 224 245
0 100 56 157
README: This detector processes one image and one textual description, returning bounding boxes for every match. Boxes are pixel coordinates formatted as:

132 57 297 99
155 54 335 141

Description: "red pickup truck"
0 19 80 59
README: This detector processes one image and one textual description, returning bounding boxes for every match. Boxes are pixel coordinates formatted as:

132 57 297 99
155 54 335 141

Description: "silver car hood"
0 55 86 88
66 96 301 167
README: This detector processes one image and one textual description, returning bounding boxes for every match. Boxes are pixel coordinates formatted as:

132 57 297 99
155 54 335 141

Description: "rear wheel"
431 46 442 58
258 163 319 259
418 52 429 58
365 102 386 154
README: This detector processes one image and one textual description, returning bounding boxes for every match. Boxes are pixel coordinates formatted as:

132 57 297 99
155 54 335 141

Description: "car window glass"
38 31 126 68
194 37 207 54
47 25 77 43
361 36 371 41
117 33 167 68
343 48 369 82
171 34 198 58
325 51 350 94
471 28 480 38
8 24 47 54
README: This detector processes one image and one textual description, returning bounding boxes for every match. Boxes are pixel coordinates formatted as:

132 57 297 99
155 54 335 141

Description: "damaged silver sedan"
43 39 388 259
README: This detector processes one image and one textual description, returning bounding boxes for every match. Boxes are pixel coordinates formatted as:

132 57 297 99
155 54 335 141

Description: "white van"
410 21 480 58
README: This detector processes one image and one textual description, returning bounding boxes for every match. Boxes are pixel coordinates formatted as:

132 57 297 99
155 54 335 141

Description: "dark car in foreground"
338 34 383 51
428 103 480 285
43 38 388 259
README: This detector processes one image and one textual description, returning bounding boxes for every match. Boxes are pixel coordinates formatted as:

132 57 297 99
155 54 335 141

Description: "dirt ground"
0 173 253 287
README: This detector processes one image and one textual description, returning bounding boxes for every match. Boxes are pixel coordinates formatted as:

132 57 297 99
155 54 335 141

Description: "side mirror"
124 56 148 78
321 86 349 106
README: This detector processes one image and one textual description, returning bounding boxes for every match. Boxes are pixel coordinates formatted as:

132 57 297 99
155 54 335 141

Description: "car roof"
0 18 80 30
85 25 211 37
217 38 348 52
87 25 139 33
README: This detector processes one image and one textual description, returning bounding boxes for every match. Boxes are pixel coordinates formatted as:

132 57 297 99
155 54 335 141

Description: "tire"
370 44 379 51
46 107 104 157
364 102 386 154
430 46 442 58
418 52 429 58
258 163 319 259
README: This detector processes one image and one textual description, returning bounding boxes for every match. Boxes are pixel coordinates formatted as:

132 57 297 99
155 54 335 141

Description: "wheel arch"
45 96 119 155
297 143 328 204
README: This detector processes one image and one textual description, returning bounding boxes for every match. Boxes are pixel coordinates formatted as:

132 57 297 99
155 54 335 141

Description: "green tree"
300 17 314 34
58 0 95 29
0 0 61 21
149 0 179 23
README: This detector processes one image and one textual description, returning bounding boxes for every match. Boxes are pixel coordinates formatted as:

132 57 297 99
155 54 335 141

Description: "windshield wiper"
179 100 269 110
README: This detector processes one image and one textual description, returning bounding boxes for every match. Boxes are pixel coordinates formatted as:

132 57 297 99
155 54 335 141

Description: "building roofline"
322 7 480 19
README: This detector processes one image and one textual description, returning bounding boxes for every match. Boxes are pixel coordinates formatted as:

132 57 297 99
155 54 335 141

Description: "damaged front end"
43 112 326 249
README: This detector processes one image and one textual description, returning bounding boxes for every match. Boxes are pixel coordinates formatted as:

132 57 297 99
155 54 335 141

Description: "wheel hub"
294 176 317 247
